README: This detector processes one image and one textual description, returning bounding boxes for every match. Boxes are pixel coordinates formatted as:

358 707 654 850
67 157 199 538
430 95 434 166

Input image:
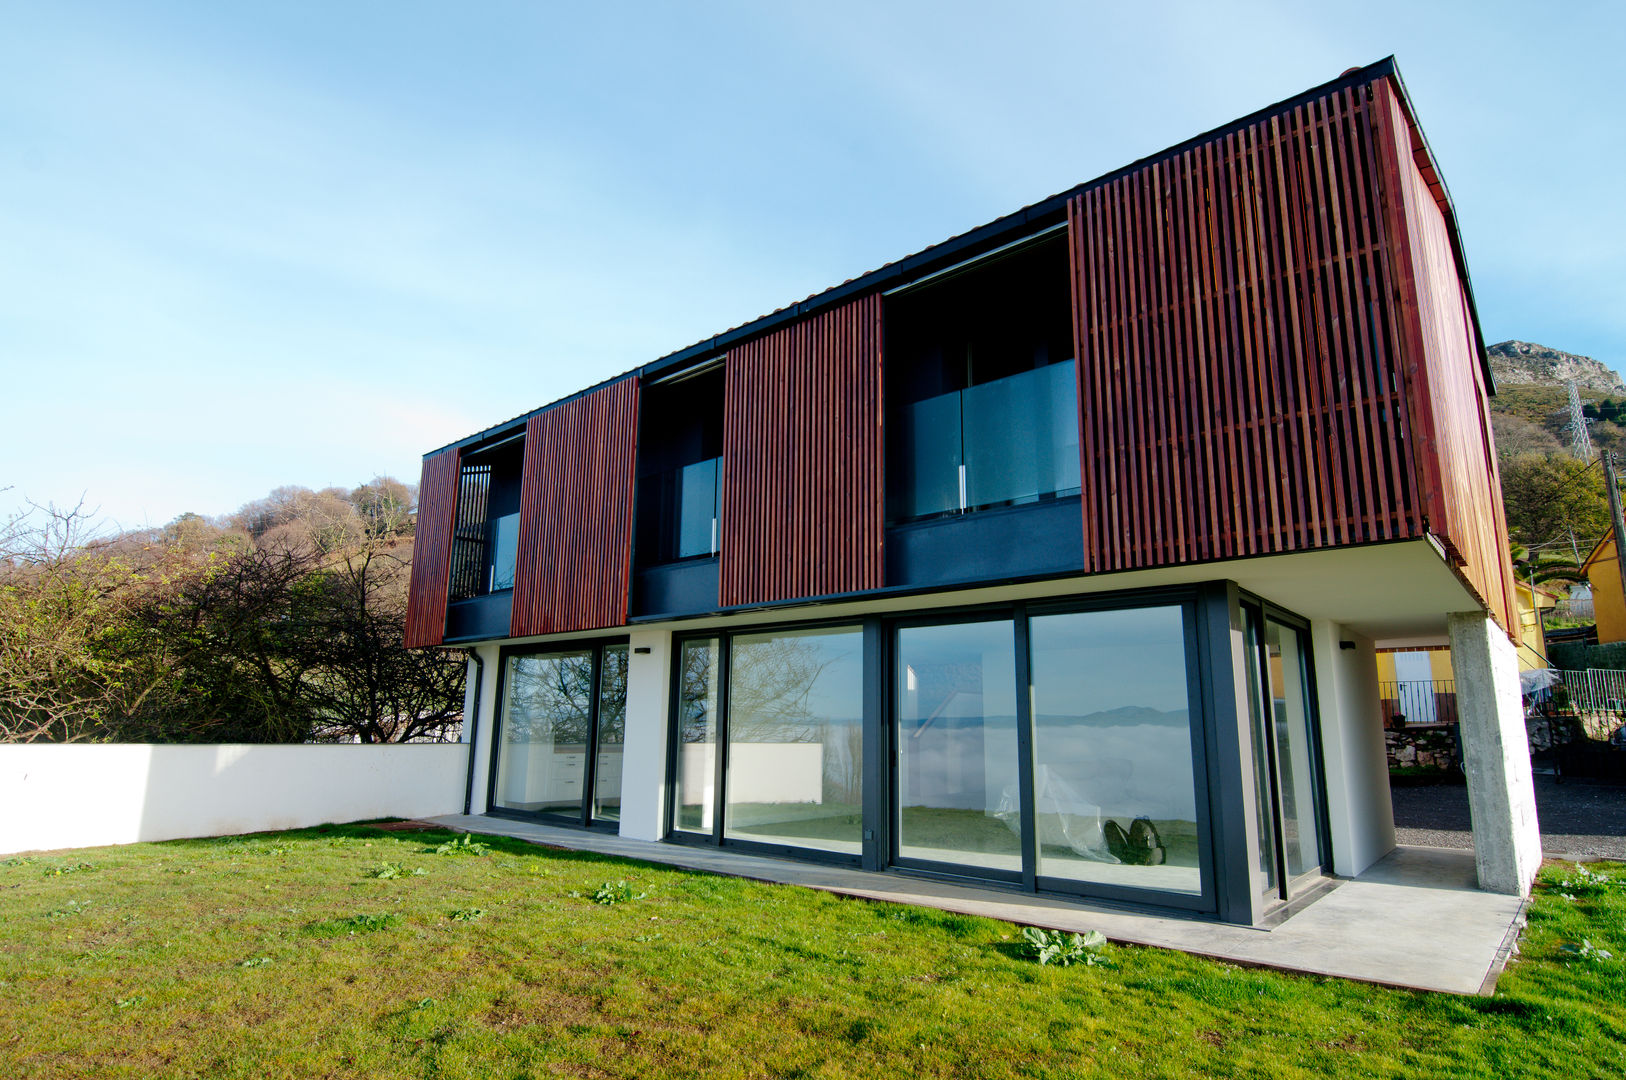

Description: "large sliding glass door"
491 640 627 828
662 591 1274 914
894 619 1021 876
1027 607 1202 896
1242 604 1328 904
888 601 1211 909
669 625 866 861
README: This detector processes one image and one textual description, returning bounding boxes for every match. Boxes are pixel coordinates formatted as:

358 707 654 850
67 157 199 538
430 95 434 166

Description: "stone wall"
1385 724 1460 770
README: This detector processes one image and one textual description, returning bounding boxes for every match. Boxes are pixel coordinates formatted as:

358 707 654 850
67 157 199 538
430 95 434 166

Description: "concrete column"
463 644 502 815
1448 611 1542 896
618 627 673 841
1309 621 1395 877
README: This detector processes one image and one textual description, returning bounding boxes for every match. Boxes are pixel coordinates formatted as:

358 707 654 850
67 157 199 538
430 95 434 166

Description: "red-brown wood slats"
1372 81 1518 631
509 377 640 636
719 294 884 607
1068 80 1426 574
403 447 461 648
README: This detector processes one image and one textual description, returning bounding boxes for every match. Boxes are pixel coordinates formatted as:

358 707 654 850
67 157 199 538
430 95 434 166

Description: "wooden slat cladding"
403 447 461 648
1373 81 1518 631
719 294 884 606
1067 81 1425 573
509 378 640 636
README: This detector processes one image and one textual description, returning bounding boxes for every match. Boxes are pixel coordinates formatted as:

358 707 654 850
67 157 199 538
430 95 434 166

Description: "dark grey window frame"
664 618 875 870
661 583 1243 918
1237 592 1333 906
486 635 631 832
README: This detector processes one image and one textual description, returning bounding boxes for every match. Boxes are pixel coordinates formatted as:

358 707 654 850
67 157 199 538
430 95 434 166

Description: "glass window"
895 620 1021 873
724 627 864 854
493 651 593 815
592 645 628 823
1266 620 1323 877
672 638 721 834
1028 607 1201 895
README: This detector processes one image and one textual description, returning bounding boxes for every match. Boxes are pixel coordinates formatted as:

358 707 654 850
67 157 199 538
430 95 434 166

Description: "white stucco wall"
463 643 502 815
1310 620 1396 877
618 628 673 841
0 743 469 856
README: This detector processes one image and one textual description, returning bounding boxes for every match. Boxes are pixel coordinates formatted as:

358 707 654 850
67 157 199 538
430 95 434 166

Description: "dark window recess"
635 363 724 567
449 437 523 602
885 234 1080 525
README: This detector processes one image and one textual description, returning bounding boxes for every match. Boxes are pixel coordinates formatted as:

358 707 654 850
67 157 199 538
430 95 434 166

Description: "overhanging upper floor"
405 57 1516 649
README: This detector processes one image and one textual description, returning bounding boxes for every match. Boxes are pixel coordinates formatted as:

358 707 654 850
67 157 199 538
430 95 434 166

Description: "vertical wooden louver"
1373 80 1518 631
719 294 884 606
403 447 461 648
509 377 640 636
1067 81 1426 573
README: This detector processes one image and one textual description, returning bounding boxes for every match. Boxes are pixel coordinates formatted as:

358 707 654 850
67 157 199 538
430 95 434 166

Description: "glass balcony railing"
488 512 519 592
891 360 1081 523
638 457 720 566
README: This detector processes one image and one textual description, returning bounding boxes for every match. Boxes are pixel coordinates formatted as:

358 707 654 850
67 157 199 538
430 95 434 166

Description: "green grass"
1 826 1623 1079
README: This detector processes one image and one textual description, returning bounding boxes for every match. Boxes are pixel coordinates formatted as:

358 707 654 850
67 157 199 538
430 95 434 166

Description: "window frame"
664 616 872 869
486 635 631 831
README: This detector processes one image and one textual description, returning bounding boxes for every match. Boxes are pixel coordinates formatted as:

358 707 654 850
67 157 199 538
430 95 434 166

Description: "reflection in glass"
488 512 519 592
895 620 1021 872
494 651 593 815
592 646 628 823
1028 607 1201 895
673 638 721 833
724 627 864 853
1242 608 1280 902
1266 621 1323 877
963 361 1081 509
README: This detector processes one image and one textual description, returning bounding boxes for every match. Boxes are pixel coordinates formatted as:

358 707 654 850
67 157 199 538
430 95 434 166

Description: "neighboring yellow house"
1582 536 1626 644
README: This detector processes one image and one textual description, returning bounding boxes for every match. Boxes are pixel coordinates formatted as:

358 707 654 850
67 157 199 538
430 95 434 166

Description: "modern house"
406 57 1540 927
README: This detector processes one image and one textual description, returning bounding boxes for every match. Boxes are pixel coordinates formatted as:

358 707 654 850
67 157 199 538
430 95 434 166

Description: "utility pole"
1567 381 1595 460
1605 451 1626 611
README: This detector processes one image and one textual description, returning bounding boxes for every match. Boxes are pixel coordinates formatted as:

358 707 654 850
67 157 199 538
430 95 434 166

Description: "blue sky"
2 1 1622 529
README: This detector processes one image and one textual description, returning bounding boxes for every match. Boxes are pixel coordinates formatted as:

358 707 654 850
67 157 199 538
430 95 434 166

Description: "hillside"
1489 340 1626 395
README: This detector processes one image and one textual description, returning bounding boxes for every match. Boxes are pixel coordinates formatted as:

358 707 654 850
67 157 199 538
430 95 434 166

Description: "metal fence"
1558 668 1626 720
1378 679 1458 726
1551 598 1595 620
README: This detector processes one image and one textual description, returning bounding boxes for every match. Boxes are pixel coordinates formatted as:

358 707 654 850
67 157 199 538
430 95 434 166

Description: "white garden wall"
0 743 469 856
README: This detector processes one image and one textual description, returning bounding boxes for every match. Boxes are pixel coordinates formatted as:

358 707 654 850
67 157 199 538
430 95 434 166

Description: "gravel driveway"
1392 774 1626 860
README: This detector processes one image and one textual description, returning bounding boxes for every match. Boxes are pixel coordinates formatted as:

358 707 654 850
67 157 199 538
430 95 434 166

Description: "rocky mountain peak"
1488 340 1626 395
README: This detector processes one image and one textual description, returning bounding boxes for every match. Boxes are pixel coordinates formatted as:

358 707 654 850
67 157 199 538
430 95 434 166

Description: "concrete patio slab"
426 815 1526 995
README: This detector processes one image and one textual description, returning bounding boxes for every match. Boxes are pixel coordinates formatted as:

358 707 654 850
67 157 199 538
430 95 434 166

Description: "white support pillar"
618 627 673 841
463 644 502 815
1448 611 1542 896
1309 621 1395 877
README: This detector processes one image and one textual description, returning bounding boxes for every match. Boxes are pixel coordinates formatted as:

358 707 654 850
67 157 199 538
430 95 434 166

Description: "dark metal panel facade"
404 446 461 648
1373 80 1518 632
509 377 640 636
1067 78 1426 574
719 294 884 607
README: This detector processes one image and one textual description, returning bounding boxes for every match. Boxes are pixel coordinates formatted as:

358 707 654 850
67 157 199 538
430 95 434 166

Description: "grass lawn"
1 824 1622 1079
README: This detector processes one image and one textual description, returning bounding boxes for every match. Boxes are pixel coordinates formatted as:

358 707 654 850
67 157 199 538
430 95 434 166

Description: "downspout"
462 648 484 816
